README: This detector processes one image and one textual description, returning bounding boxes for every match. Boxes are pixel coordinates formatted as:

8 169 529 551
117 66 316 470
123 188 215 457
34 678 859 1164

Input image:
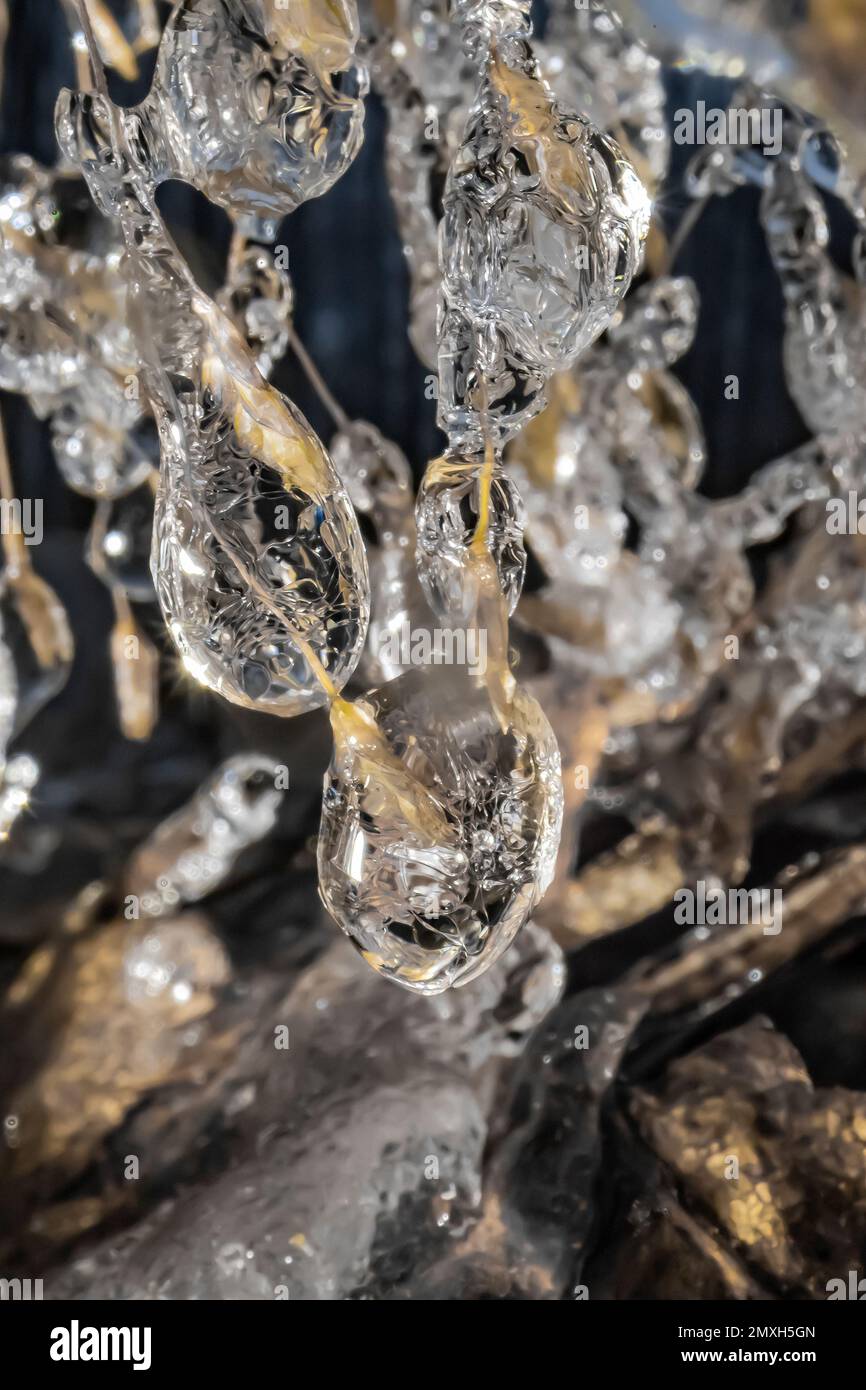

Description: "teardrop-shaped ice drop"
141 0 368 232
51 401 156 501
440 50 650 380
415 449 526 622
318 669 563 994
762 161 866 437
152 299 370 714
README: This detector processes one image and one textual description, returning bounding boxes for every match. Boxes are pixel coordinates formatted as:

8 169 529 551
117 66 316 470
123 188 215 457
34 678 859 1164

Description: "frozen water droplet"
318 670 563 994
415 450 526 620
142 0 368 231
440 52 650 391
218 241 294 378
151 298 370 715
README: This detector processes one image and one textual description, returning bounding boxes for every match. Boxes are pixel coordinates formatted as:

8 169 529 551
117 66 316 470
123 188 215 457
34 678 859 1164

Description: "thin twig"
0 405 26 570
662 194 712 275
288 329 350 432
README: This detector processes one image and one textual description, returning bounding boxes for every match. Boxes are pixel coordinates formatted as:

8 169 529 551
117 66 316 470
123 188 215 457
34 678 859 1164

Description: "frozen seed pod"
428 38 649 611
109 592 161 743
151 297 371 714
0 568 74 751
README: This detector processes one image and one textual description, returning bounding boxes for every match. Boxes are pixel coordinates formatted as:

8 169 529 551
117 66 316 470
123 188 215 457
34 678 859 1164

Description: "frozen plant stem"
0 408 26 572
288 328 351 432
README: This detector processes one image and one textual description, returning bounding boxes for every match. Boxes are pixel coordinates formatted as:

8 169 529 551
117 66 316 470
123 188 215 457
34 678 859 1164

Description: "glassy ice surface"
0 156 151 500
139 0 367 231
450 0 532 51
540 0 669 194
439 53 650 401
4 0 866 1306
56 86 371 716
318 669 563 993
330 420 430 684
48 924 564 1300
415 450 526 620
124 754 285 916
